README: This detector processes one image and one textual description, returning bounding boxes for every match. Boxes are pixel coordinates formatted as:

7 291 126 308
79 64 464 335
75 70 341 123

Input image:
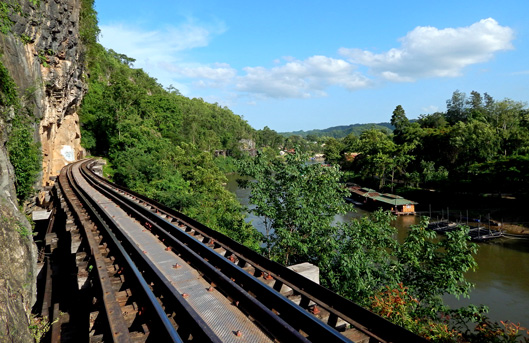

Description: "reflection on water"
444 239 529 325
225 174 529 326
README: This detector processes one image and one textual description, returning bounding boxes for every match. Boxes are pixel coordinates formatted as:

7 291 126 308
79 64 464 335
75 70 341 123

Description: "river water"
225 174 529 327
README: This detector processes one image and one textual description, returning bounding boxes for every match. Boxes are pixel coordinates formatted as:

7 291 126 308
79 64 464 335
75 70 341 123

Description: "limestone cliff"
0 0 86 341
5 0 86 190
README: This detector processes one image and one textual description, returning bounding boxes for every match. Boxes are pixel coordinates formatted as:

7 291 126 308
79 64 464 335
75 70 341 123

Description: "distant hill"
280 122 394 139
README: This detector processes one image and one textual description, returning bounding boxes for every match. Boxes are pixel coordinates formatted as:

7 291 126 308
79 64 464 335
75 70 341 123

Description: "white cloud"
161 62 237 88
172 63 236 80
339 18 514 81
421 105 440 113
236 56 371 98
99 20 226 89
98 18 515 101
511 70 529 75
100 21 224 62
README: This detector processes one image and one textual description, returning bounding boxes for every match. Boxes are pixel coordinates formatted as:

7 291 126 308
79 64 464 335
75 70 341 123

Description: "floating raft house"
349 186 417 215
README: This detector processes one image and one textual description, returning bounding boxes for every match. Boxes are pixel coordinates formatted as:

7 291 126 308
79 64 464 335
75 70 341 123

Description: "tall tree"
391 105 410 144
391 105 409 129
446 90 468 124
323 137 344 165
238 150 350 264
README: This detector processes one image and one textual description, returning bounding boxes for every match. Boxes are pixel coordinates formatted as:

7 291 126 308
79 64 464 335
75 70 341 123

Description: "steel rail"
83 159 428 343
80 161 317 342
71 162 225 343
63 162 185 342
60 163 132 342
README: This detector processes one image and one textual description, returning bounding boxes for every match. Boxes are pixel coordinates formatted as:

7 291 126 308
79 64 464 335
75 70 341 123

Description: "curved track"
48 159 427 343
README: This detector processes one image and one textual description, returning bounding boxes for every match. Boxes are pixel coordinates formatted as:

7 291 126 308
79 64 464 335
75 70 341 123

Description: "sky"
94 0 529 132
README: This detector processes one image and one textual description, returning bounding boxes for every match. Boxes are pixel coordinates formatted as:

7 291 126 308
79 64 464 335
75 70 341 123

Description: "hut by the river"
348 185 417 215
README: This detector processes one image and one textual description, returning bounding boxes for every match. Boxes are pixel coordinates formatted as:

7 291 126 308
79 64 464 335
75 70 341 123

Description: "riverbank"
397 188 529 233
501 223 529 235
227 173 529 327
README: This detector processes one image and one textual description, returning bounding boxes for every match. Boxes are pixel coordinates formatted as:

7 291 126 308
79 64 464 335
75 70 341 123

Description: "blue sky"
95 0 528 132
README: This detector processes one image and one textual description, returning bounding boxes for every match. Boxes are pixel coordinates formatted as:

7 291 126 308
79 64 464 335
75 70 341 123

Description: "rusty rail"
81 159 427 343
59 162 194 342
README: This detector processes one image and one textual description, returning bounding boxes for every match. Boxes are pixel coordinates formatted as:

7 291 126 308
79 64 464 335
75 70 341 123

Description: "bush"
7 114 42 202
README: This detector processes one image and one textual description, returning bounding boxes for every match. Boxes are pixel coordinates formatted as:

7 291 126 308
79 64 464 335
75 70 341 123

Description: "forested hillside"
280 122 393 139
79 0 260 248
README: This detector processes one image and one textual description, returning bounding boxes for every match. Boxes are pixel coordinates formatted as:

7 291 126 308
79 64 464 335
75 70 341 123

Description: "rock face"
0 0 85 341
36 0 86 186
3 0 86 191
0 198 37 343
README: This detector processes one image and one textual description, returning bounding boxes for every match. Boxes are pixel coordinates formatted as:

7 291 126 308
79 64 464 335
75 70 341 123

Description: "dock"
427 220 504 242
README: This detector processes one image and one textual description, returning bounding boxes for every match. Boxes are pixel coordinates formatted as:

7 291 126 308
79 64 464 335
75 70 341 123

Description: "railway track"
39 159 426 342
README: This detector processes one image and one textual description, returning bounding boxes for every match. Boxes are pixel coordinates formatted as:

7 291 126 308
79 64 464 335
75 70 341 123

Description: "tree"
418 112 447 129
352 129 396 186
323 137 344 165
446 90 468 124
450 119 500 169
341 132 359 152
391 105 409 129
238 150 350 265
80 45 261 249
391 105 411 144
489 99 527 155
256 126 282 149
240 150 482 339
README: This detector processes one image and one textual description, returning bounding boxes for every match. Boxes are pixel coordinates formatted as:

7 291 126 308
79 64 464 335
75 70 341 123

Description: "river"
225 173 529 327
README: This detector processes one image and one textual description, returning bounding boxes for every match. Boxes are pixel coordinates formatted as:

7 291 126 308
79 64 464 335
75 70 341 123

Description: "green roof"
349 186 417 206
373 194 417 206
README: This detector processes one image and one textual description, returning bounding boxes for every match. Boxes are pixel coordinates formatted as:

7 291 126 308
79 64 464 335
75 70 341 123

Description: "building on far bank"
348 185 417 215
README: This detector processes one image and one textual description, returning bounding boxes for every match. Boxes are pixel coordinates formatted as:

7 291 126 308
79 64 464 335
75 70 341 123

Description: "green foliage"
80 45 254 156
323 137 344 164
0 1 20 34
0 1 39 35
29 314 58 343
256 126 284 150
19 33 32 44
238 150 350 264
280 122 394 139
449 306 529 343
80 40 260 249
317 212 478 313
240 151 484 338
420 160 449 185
373 292 529 342
396 222 478 316
391 105 409 129
15 221 33 239
370 283 463 341
0 60 18 108
0 60 41 202
79 0 100 46
327 90 528 195
34 49 56 68
322 210 398 302
213 156 239 174
7 114 42 202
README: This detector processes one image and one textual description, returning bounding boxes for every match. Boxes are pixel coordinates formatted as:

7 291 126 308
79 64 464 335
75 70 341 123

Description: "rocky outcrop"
2 0 86 193
35 0 86 188
0 197 36 343
0 0 86 341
